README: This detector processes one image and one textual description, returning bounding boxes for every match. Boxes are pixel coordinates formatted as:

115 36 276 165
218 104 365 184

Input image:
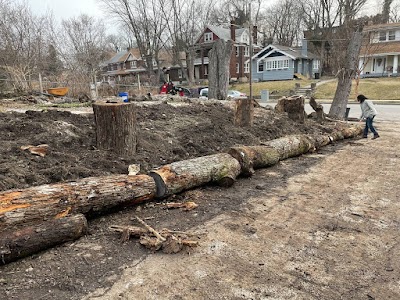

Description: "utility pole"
248 2 253 102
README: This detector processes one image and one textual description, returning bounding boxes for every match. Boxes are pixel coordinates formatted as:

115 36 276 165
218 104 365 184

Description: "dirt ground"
0 97 399 300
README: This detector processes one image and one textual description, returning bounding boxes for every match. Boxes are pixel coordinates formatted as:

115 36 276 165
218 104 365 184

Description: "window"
258 61 264 72
244 47 249 57
244 62 249 73
265 59 290 70
130 61 137 68
379 31 386 41
236 46 239 56
204 32 213 42
178 69 182 78
313 60 320 70
236 63 239 73
389 30 395 41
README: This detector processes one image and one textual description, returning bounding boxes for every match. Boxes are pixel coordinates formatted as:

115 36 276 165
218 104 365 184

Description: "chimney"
230 20 236 41
301 39 308 57
252 25 258 45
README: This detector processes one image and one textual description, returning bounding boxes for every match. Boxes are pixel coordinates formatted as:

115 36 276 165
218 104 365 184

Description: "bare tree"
100 0 167 81
0 1 51 91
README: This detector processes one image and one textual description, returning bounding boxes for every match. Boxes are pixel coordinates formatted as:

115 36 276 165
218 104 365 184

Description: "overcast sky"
29 0 104 20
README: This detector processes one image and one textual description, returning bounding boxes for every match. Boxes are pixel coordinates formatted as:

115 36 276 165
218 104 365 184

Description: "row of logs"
0 126 362 264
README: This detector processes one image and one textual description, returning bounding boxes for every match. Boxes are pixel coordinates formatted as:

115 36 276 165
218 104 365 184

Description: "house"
249 40 321 81
192 22 261 82
359 22 400 77
101 48 187 85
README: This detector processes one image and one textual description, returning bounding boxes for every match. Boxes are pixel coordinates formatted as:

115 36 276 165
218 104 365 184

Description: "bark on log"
228 146 280 177
275 96 306 123
264 135 315 160
149 153 241 198
0 175 156 231
0 214 87 265
93 102 137 156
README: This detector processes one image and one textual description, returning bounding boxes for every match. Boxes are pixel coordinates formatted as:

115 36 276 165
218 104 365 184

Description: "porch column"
394 55 398 74
359 57 364 74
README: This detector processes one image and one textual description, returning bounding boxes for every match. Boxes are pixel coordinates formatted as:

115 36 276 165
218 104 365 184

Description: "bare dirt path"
78 121 400 300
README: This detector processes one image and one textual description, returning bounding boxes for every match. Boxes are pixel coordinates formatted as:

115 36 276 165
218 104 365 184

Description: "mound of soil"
0 101 337 192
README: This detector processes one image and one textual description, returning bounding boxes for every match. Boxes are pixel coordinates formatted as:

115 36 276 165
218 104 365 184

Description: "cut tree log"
0 214 87 265
93 102 137 156
275 95 306 123
227 145 280 177
149 153 241 198
264 135 315 160
0 175 156 231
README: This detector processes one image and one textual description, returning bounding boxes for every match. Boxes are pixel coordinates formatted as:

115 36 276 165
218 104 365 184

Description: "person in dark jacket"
357 94 379 139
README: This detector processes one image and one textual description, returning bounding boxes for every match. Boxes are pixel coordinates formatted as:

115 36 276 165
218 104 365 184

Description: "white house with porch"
359 22 400 77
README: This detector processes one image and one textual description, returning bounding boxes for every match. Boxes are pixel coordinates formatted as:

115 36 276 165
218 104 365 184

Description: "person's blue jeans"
363 116 378 137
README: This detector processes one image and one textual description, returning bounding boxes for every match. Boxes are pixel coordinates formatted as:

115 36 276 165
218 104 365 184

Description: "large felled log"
0 214 87 265
275 96 306 123
264 135 315 160
149 153 241 198
0 175 156 231
93 102 137 156
228 145 280 176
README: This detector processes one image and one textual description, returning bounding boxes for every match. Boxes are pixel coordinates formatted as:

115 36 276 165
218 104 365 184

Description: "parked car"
227 90 247 99
175 86 192 97
199 88 208 99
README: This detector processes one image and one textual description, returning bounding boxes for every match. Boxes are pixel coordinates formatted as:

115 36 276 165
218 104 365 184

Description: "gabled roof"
195 24 252 44
251 44 319 61
106 48 142 64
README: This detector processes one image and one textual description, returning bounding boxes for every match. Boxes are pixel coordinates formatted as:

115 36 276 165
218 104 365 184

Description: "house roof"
363 22 400 32
360 41 400 56
195 24 254 45
106 48 142 64
251 44 319 62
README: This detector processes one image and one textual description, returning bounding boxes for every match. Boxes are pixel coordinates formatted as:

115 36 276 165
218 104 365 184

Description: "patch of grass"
39 102 93 108
231 77 400 100
230 79 317 97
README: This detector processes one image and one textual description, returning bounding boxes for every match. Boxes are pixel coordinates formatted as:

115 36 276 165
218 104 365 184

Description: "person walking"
357 94 379 139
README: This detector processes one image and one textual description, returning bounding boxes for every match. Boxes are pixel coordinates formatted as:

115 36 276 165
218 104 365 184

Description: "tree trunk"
93 102 137 156
0 214 87 265
234 99 254 127
0 175 156 231
228 146 280 177
275 96 306 123
208 39 233 100
149 153 241 198
329 32 362 119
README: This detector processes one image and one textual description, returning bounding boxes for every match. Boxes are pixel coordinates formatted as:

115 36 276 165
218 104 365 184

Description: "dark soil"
0 101 336 192
1 100 368 300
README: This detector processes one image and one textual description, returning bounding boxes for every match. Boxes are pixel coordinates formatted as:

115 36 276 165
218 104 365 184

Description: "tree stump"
274 96 305 123
93 102 137 156
309 96 325 123
234 99 254 127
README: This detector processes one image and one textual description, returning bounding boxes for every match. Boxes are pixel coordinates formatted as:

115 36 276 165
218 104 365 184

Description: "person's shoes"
362 136 368 138
372 135 380 140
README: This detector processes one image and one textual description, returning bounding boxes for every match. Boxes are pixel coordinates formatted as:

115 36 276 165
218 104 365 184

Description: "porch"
359 54 400 77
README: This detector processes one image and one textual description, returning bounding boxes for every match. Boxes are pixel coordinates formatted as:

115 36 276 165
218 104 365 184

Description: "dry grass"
230 77 400 100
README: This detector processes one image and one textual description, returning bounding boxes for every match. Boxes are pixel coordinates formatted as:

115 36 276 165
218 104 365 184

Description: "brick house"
193 22 261 82
359 22 400 77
